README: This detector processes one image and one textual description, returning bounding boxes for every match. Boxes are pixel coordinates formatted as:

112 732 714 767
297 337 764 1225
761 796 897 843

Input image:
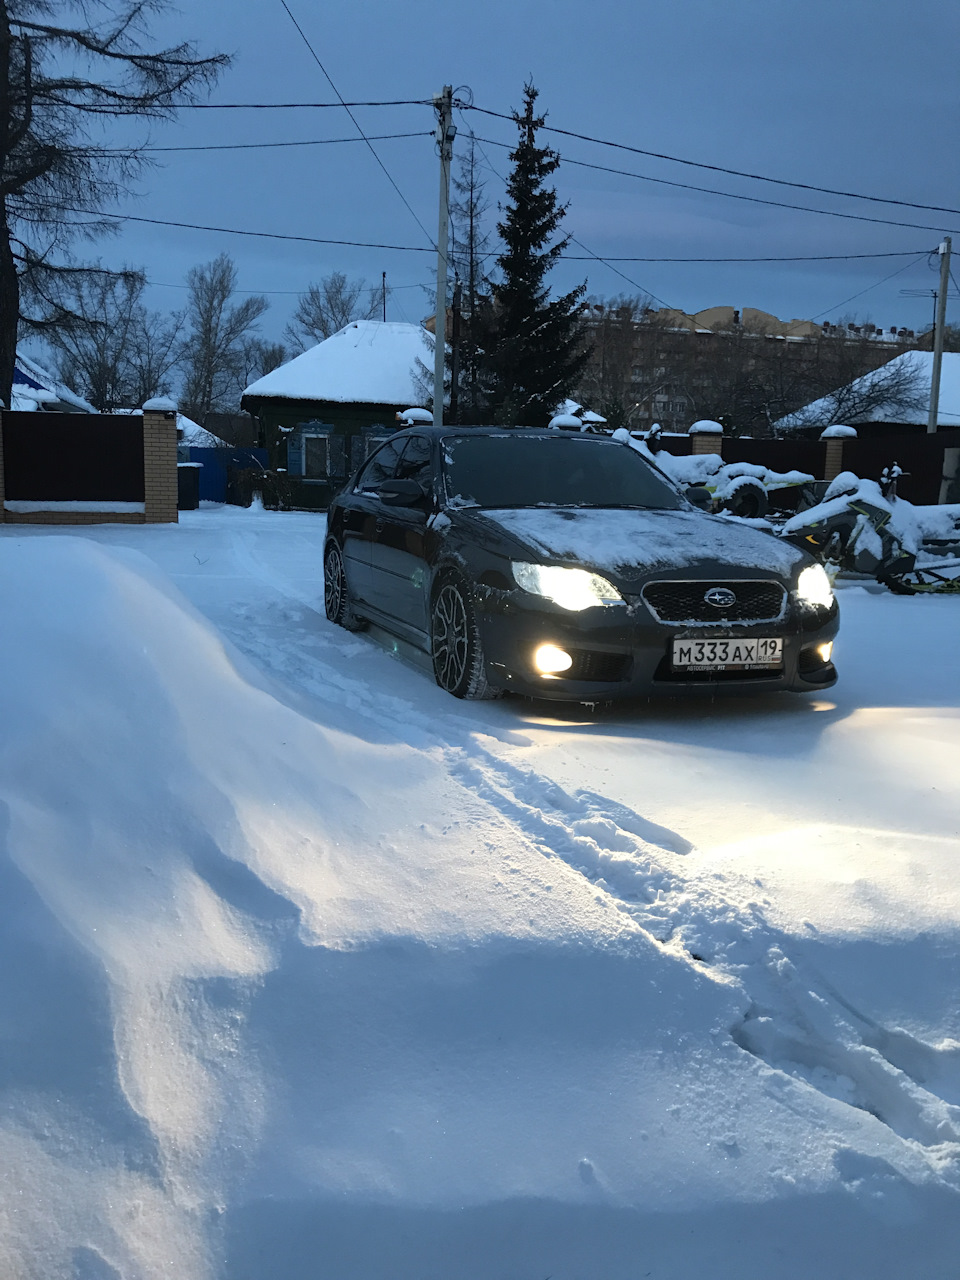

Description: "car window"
441 434 683 510
355 436 405 492
396 434 434 483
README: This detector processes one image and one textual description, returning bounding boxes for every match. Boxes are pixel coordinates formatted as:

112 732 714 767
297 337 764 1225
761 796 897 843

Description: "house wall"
243 397 405 509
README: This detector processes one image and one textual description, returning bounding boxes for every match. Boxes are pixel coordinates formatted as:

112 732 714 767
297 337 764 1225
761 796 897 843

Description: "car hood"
474 506 806 587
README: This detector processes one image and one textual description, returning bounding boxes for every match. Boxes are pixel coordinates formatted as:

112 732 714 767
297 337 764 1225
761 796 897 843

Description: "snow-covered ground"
1 505 958 1280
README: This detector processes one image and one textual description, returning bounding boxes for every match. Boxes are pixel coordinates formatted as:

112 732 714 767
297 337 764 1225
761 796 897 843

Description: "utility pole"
382 271 387 323
433 85 455 427
927 236 952 434
450 280 462 423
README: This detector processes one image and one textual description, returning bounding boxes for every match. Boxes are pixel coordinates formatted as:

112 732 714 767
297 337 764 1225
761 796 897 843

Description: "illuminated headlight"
796 563 835 610
816 641 834 663
512 562 622 611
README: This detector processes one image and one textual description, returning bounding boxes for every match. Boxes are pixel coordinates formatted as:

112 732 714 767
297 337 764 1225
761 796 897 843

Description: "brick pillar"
142 401 179 523
823 438 844 482
819 426 856 483
691 432 723 455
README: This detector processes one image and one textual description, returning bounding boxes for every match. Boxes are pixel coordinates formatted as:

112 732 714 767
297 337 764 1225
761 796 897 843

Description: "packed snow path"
1 506 959 1280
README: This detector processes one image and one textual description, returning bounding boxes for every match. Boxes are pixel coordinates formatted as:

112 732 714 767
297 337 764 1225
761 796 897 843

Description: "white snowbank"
0 519 958 1279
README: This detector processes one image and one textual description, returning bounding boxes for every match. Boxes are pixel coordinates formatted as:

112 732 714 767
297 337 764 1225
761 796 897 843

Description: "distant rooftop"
242 320 434 407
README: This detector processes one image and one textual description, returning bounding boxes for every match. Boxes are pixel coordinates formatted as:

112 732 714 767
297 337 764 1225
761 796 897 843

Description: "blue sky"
105 0 960 340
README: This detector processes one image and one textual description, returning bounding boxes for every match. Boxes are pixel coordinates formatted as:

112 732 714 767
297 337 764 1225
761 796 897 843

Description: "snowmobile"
780 465 960 595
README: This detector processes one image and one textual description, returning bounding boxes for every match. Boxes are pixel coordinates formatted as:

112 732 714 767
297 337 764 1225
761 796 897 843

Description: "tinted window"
355 436 405 491
441 434 682 510
396 435 433 483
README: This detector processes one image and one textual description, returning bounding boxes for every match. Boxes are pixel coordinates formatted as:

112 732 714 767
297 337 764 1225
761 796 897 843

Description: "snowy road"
2 506 959 1280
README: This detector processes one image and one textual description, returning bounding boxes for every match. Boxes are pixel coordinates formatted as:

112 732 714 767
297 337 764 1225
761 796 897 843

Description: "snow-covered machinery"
780 469 960 594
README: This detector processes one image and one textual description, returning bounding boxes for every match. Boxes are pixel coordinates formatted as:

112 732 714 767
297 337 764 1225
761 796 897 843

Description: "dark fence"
3 411 144 501
842 430 960 505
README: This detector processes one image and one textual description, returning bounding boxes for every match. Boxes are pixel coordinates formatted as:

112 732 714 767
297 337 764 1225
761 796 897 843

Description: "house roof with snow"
775 351 960 431
242 320 434 408
12 351 95 413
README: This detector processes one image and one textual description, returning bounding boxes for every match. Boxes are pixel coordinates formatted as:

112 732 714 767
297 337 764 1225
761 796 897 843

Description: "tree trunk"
0 202 18 409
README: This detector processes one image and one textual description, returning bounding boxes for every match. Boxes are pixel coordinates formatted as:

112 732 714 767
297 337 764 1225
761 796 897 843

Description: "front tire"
430 575 501 700
324 541 366 631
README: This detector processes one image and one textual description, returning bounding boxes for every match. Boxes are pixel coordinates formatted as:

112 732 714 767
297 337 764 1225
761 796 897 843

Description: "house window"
303 434 328 478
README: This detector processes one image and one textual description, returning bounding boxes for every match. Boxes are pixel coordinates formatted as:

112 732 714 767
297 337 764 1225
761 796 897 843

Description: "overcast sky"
102 0 960 342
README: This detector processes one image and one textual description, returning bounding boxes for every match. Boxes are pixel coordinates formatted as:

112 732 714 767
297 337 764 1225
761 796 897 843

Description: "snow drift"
1 534 959 1279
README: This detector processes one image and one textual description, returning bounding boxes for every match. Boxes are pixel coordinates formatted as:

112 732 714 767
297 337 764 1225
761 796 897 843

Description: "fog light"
534 644 573 674
816 641 834 663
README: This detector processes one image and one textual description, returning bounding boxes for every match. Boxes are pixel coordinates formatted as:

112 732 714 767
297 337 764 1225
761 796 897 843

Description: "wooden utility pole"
927 236 952 434
433 86 455 427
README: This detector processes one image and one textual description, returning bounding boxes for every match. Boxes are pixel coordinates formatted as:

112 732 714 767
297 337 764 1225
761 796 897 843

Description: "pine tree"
483 82 590 426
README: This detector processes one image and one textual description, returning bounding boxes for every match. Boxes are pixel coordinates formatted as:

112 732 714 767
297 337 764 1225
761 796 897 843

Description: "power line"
171 99 431 109
134 131 432 153
563 250 934 262
63 207 437 251
807 254 929 322
277 0 435 250
473 134 960 237
461 103 960 219
62 205 936 269
146 278 425 294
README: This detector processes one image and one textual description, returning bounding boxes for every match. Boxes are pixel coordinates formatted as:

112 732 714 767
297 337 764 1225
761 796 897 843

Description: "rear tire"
324 541 366 631
430 575 502 700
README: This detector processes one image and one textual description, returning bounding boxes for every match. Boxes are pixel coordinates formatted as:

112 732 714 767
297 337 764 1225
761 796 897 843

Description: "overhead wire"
133 132 432 153
460 102 960 219
276 0 436 250
472 134 960 237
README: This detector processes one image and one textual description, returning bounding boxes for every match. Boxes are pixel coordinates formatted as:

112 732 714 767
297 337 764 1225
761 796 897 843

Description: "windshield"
441 433 682 510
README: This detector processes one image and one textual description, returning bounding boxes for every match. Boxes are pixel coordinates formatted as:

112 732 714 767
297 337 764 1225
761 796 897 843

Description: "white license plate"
671 637 783 671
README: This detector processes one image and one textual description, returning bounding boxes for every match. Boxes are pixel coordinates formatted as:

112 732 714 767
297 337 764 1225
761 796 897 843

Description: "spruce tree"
484 82 590 426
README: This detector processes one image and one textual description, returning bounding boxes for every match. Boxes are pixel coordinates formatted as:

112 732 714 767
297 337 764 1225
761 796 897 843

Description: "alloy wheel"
432 583 469 692
324 545 345 622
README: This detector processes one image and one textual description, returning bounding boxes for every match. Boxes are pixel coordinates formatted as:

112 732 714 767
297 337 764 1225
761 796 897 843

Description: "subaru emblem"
704 586 737 608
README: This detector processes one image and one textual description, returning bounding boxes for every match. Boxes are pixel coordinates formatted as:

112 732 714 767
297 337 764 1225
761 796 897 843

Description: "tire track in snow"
214 577 960 1174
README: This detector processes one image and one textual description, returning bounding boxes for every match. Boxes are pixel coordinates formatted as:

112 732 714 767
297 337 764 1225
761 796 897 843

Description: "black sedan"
324 426 839 701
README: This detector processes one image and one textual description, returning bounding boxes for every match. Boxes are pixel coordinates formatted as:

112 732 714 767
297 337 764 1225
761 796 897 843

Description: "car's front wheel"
324 541 366 631
430 575 501 700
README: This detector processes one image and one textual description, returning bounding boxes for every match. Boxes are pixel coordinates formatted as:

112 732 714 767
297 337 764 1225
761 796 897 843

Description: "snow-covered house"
241 320 434 505
11 351 95 414
774 351 960 437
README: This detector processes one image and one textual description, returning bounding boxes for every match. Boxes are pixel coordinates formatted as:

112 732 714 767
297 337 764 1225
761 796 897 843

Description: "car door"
340 435 407 607
368 434 436 639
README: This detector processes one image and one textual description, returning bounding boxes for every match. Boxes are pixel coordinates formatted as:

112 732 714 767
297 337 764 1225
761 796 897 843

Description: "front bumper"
477 589 839 701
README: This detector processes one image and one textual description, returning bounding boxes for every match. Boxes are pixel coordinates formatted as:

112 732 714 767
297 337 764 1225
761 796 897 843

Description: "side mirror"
685 485 713 510
379 477 427 507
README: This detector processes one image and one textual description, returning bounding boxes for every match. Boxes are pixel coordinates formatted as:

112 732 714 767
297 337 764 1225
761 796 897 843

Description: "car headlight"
796 563 835 609
512 562 622 611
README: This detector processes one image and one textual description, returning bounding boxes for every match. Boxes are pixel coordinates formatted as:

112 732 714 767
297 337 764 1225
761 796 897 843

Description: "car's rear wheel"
431 575 501 700
324 541 366 631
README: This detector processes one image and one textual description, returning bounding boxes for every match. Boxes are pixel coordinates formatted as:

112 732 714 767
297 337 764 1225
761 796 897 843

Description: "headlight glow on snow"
796 563 835 610
512 562 622 611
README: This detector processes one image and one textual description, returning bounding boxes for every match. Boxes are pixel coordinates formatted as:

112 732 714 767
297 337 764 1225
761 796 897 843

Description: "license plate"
671 637 783 671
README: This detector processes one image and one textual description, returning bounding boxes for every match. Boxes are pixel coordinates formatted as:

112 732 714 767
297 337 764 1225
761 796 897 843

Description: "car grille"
566 650 632 682
642 579 786 624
